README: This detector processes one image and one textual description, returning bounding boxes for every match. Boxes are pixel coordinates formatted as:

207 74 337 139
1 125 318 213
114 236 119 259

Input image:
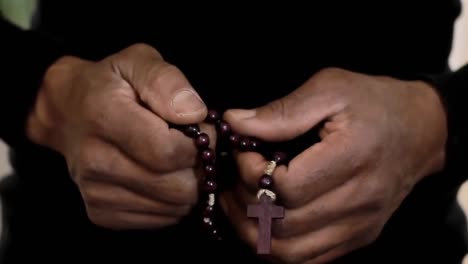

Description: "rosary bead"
203 218 214 228
204 165 216 177
273 152 288 165
179 110 289 244
249 138 261 151
229 134 240 146
216 121 231 136
238 137 250 152
203 205 214 217
206 110 221 124
201 149 215 164
204 180 217 192
195 133 210 149
184 125 200 138
259 174 274 189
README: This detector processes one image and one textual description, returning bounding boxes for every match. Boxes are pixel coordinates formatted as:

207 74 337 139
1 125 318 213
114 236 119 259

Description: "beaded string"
175 109 287 252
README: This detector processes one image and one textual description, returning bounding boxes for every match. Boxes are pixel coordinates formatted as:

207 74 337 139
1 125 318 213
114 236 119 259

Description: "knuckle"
312 68 351 104
357 224 383 248
366 225 383 244
75 142 118 183
170 173 199 204
76 146 101 181
267 98 288 120
81 186 105 208
315 67 347 82
358 179 388 212
151 63 180 80
314 67 344 83
149 64 181 87
126 43 162 58
150 143 179 172
26 115 46 145
263 98 294 133
86 208 116 229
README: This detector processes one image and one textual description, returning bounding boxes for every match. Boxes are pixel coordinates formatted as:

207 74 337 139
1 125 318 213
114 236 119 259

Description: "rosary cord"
173 109 288 242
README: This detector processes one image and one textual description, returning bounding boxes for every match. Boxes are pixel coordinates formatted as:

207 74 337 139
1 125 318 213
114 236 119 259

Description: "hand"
26 43 213 230
221 68 447 263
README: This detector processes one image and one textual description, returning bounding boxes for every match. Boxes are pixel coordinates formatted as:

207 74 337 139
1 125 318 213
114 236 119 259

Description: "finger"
302 242 361 264
271 175 381 239
271 216 369 264
107 43 207 124
80 180 191 218
302 228 377 264
223 75 344 141
73 137 199 206
95 93 198 173
219 190 258 249
230 180 359 240
276 131 365 208
235 152 288 196
86 207 179 230
220 189 367 264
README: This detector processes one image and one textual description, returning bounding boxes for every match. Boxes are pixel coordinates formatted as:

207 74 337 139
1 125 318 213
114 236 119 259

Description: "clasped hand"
26 44 447 264
221 68 447 263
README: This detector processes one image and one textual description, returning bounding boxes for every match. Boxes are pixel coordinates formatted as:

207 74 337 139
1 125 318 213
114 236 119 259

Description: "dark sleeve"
0 17 67 149
424 64 468 193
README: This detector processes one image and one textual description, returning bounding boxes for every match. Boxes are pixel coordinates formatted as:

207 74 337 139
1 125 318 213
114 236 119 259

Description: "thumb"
224 84 339 142
108 43 207 125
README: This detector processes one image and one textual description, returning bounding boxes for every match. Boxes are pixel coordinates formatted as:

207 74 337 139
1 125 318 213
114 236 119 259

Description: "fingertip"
224 108 257 122
236 152 268 191
223 108 257 135
170 88 208 123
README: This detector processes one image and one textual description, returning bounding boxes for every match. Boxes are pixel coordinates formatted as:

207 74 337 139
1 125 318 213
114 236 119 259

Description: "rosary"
173 109 288 255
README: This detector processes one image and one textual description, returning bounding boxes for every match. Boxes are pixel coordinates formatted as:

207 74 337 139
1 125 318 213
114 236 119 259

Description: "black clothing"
1 1 468 263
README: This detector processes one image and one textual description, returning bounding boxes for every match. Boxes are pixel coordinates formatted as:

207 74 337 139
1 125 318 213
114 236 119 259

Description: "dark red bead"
204 180 217 192
203 218 214 228
204 165 216 177
249 138 261 151
201 149 215 163
259 174 274 189
184 125 200 138
238 137 250 151
206 110 220 124
229 134 240 147
195 133 210 149
203 206 214 217
216 121 231 136
273 152 288 165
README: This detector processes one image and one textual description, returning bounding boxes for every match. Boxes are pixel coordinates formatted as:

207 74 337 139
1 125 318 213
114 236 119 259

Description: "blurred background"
0 0 467 260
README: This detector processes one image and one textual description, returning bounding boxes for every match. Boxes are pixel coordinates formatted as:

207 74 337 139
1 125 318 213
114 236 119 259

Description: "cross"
247 193 284 255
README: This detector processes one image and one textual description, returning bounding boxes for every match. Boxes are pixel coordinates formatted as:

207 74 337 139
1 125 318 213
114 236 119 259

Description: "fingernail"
172 89 205 115
228 109 257 120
